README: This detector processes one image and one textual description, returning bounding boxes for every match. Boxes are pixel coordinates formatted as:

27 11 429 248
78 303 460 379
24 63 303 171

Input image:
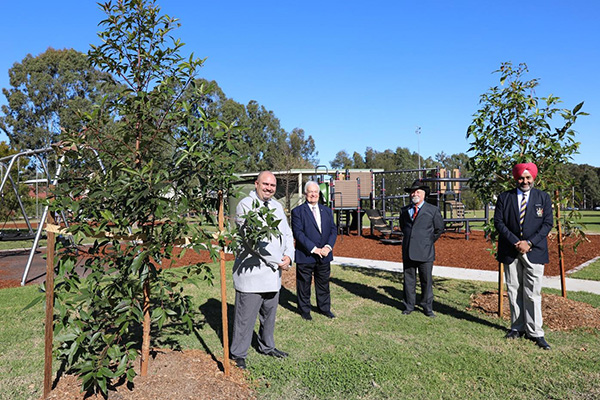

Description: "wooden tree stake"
219 191 230 376
43 212 56 398
554 190 567 298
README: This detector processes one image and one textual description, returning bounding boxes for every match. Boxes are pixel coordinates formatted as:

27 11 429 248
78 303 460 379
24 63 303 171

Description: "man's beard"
519 182 534 192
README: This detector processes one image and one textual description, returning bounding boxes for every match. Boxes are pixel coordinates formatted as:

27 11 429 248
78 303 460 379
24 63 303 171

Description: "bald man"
230 171 294 369
494 163 553 350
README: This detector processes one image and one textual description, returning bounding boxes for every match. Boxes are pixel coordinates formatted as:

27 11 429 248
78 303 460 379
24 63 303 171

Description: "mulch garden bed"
45 349 255 400
332 229 600 276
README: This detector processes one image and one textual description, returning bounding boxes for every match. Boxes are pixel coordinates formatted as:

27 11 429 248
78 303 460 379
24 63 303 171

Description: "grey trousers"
230 290 279 359
504 253 545 337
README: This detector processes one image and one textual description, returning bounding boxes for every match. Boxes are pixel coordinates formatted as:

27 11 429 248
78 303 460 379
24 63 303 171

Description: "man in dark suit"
494 162 553 350
291 181 338 321
400 180 444 317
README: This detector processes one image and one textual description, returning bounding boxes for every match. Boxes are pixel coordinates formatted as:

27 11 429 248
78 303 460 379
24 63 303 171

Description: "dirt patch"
469 291 600 332
44 349 255 400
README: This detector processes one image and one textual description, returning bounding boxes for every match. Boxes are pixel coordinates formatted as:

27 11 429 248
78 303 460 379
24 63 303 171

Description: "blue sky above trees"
1 0 598 167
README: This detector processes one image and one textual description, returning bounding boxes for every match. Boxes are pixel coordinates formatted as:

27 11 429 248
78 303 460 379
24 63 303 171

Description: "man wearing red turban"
494 163 553 350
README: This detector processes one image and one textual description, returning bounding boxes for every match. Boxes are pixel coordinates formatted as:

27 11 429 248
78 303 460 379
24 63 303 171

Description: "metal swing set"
0 145 106 286
0 147 67 285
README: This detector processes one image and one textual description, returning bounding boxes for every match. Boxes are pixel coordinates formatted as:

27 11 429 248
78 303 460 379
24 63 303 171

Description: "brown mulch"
45 349 255 400
9 228 596 399
469 291 600 332
333 229 600 276
0 268 21 289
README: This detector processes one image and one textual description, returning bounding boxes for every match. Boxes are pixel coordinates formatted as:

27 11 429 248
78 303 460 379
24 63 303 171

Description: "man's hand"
515 240 531 254
278 255 292 270
320 246 331 258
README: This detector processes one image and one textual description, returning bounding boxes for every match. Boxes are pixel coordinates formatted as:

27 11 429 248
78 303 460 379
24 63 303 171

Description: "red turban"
512 163 538 180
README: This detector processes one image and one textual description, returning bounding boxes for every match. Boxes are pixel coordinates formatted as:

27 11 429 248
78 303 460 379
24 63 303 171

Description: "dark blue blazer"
494 188 553 264
291 202 338 264
400 202 444 263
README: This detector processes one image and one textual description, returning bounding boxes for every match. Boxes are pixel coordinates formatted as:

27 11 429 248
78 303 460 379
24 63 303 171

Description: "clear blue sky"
1 0 598 168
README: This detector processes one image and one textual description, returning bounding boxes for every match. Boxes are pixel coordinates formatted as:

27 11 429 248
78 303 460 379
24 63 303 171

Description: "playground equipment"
232 168 382 228
233 167 487 242
0 147 67 285
0 149 50 241
330 167 488 241
0 145 106 285
421 168 489 239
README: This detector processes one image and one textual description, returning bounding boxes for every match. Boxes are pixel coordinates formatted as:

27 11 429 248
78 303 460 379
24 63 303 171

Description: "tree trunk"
140 279 151 375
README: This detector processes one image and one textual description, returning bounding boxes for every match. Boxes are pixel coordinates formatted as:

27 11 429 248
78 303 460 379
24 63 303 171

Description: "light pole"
416 126 421 177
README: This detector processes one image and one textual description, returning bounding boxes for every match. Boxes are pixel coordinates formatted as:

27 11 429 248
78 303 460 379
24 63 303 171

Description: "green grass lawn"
570 258 600 281
0 239 47 251
577 210 600 233
3 264 600 400
0 285 46 400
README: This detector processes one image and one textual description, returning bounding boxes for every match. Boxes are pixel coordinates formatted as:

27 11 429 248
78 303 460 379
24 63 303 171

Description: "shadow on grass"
431 277 507 331
330 276 404 309
338 265 403 283
197 290 299 363
334 266 507 332
197 298 234 370
279 286 298 313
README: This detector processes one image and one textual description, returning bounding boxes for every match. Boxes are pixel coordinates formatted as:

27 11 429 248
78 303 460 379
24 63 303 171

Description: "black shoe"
229 355 246 369
301 313 312 321
530 336 551 350
505 330 523 339
260 348 289 358
402 310 412 315
424 311 436 318
322 311 336 319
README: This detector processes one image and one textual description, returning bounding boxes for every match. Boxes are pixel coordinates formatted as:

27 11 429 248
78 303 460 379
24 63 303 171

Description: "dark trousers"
296 262 331 315
403 259 434 313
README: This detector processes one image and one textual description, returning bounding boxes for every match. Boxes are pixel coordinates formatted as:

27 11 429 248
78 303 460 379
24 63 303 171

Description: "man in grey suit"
400 180 444 317
494 162 553 350
229 171 295 369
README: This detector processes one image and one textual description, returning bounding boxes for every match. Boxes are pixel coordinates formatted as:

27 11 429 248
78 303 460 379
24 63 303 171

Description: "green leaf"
97 375 108 395
127 367 137 382
21 294 44 311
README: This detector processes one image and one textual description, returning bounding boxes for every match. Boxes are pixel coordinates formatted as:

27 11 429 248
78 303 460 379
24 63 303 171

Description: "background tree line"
330 147 470 175
1 49 599 209
0 48 318 175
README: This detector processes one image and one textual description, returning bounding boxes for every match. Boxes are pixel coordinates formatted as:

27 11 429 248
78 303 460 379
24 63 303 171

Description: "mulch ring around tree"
44 349 255 400
469 291 600 332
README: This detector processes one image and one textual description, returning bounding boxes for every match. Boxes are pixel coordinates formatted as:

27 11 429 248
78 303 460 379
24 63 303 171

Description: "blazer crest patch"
535 204 544 217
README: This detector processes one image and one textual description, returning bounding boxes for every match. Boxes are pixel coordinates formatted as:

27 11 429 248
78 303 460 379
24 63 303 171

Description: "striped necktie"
519 193 527 234
413 205 419 220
